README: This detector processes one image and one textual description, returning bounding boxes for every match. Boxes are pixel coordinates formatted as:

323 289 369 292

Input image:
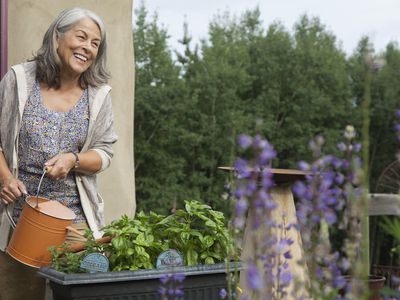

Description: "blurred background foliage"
133 3 399 215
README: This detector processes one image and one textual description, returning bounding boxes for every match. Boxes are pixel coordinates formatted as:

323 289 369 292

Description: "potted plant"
38 200 239 300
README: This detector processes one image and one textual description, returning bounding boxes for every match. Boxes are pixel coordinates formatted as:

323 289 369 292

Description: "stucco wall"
8 0 136 223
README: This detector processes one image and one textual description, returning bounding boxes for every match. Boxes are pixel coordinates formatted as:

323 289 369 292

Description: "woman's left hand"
44 153 76 180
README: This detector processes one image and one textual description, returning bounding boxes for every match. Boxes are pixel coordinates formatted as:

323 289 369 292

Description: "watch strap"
71 152 80 169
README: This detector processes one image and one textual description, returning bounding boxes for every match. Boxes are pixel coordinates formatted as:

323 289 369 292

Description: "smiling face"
56 18 101 79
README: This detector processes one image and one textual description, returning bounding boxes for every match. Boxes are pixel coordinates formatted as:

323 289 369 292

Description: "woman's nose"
81 41 93 52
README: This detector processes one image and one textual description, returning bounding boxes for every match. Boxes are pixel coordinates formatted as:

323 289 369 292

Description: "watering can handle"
3 167 47 228
5 205 16 229
5 193 30 229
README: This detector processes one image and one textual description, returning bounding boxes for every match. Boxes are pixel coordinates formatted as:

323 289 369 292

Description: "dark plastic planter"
38 262 240 300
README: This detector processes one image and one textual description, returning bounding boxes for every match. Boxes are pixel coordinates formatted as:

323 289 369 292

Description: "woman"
0 7 117 299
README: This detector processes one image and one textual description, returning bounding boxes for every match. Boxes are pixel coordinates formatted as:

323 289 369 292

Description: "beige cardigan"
0 62 118 251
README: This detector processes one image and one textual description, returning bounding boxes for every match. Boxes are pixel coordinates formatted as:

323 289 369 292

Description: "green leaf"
112 237 125 251
135 233 146 245
205 220 217 228
205 257 215 264
185 202 192 214
186 248 198 266
180 232 190 243
202 235 215 248
189 230 203 239
157 214 175 225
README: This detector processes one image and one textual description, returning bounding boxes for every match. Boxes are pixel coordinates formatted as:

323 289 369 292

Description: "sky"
136 0 400 55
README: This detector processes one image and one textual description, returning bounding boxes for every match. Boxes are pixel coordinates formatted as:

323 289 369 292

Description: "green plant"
380 216 400 255
50 200 232 273
158 200 232 266
102 211 168 271
48 229 102 273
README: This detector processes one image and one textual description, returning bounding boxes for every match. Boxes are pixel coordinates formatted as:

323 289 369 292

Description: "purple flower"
320 194 337 206
235 199 248 216
265 199 277 210
245 180 257 194
333 275 346 289
246 263 262 290
233 216 245 229
261 175 274 189
234 188 245 199
219 288 227 299
324 210 337 224
252 134 263 148
257 190 269 201
396 110 400 118
292 181 307 198
172 273 186 283
321 172 334 189
335 173 345 184
237 134 252 149
284 251 292 259
234 158 252 179
331 157 343 169
258 146 276 165
298 161 310 171
279 271 292 286
159 273 185 300
160 274 170 285
353 143 362 152
276 239 293 253
311 214 321 224
337 142 346 152
316 266 324 280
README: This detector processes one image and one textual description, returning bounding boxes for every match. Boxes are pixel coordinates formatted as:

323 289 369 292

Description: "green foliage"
379 216 400 255
102 212 168 270
50 201 231 273
48 229 103 273
134 4 400 221
158 200 232 266
49 244 83 273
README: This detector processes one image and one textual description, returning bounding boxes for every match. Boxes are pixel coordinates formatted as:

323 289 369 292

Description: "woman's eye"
92 43 99 48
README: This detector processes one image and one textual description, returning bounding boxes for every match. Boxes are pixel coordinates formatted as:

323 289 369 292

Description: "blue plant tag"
156 249 184 269
80 253 109 273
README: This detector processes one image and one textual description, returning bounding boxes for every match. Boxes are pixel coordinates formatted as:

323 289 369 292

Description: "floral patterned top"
13 81 89 223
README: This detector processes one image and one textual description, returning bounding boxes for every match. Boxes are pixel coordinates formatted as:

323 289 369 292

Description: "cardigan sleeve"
0 69 18 154
87 91 118 173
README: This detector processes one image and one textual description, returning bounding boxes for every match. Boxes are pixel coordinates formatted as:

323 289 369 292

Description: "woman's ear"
55 32 61 48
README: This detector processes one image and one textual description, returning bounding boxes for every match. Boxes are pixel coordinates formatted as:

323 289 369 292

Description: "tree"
134 3 188 213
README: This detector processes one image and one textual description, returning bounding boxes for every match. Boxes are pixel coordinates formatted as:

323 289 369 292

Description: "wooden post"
220 167 309 299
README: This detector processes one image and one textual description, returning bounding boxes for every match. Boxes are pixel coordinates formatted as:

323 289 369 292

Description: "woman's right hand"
0 176 27 204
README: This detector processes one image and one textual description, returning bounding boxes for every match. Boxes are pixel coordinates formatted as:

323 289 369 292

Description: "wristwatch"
71 152 80 169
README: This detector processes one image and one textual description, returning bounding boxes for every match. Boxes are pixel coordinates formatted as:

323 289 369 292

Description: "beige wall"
8 0 136 223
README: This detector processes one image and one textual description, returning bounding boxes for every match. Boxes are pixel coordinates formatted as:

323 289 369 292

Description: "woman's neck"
58 73 82 91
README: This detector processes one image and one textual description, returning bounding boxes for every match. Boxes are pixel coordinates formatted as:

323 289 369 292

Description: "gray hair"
33 7 110 88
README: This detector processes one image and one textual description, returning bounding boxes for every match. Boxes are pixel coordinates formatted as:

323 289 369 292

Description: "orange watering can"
5 169 78 268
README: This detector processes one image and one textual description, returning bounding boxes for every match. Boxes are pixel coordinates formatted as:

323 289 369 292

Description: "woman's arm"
0 151 27 204
44 150 102 180
45 90 117 180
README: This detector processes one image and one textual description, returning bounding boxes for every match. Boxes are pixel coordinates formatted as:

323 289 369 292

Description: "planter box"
38 262 240 300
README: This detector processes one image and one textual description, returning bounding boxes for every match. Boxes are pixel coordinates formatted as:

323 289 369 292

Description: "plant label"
80 253 109 273
156 249 184 269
